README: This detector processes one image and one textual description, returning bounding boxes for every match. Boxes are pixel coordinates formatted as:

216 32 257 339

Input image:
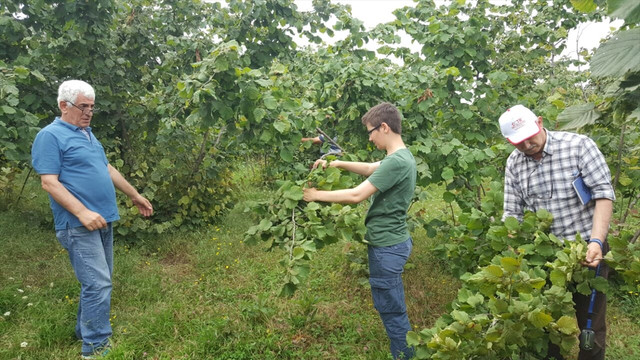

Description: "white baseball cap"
499 105 541 144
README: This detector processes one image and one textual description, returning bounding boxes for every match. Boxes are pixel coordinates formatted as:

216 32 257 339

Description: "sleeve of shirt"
502 157 524 222
579 137 615 201
31 130 62 175
367 156 402 193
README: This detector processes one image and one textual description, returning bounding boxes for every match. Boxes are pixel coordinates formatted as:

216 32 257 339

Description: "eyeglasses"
367 124 382 135
67 101 98 115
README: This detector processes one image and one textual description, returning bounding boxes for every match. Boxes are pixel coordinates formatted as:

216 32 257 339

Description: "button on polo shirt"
31 117 119 230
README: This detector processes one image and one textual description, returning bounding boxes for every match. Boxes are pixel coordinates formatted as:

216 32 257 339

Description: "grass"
1 166 639 359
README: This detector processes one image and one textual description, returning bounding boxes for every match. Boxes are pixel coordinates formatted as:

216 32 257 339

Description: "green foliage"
0 62 48 200
288 292 322 328
2 2 639 357
0 63 45 170
111 40 249 237
241 293 275 325
428 181 504 276
2 0 352 235
608 0 640 24
113 139 236 238
244 164 366 296
409 211 601 359
606 230 640 293
571 0 598 13
564 0 640 231
410 137 504 210
557 103 602 129
590 28 640 79
369 0 599 215
2 0 615 240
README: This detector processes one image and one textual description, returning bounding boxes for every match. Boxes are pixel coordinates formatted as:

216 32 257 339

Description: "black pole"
15 167 33 204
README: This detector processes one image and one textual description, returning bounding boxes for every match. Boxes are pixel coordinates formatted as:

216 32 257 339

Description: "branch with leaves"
244 166 366 296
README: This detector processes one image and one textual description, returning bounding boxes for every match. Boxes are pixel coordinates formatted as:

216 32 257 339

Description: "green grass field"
1 166 638 359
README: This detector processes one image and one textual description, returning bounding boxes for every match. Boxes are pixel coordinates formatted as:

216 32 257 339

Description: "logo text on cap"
511 118 525 130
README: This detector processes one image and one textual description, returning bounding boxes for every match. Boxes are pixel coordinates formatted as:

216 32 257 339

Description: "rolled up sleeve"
580 138 615 201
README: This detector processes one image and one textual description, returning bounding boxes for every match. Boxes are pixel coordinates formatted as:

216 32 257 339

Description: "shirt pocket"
554 170 579 201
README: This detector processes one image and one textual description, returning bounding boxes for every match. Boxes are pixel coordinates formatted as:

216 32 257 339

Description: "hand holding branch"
582 241 604 268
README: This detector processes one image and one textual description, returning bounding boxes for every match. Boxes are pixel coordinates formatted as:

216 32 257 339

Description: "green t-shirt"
365 148 416 247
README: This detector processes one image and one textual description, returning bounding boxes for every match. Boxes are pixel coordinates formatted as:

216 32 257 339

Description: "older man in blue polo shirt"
31 80 153 359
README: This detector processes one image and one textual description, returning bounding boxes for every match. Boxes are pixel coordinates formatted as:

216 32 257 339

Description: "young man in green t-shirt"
303 102 417 359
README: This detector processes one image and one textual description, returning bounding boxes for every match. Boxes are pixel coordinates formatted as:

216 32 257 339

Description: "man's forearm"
591 198 613 241
333 160 379 177
312 188 362 204
305 180 377 204
108 164 153 217
41 178 88 217
108 164 140 199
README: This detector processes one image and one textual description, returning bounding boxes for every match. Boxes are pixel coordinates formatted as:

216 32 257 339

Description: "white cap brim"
506 122 540 144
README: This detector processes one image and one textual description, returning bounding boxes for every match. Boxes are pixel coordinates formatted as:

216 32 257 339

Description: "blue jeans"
56 224 113 355
368 238 414 360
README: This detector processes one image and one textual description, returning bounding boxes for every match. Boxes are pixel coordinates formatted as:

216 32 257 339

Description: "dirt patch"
159 251 195 283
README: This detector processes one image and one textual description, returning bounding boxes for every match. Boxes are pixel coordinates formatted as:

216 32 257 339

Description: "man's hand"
312 159 328 169
582 241 604 268
78 209 107 231
303 187 318 202
132 195 153 217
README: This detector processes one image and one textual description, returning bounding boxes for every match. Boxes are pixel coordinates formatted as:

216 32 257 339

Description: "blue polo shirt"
31 117 119 230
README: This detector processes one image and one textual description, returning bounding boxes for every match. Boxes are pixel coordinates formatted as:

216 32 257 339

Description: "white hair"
57 80 95 104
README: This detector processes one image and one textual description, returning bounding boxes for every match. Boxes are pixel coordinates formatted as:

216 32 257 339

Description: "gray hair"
57 80 95 104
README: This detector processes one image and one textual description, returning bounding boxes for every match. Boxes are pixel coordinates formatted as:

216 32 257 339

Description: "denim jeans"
368 237 414 360
56 224 113 355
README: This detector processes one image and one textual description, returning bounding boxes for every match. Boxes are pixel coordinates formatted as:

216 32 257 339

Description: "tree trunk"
612 122 626 193
192 128 211 176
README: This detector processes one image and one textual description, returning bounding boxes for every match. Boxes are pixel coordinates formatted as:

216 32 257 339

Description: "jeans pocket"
369 242 411 277
69 226 90 236
68 226 93 247
370 276 406 313
56 229 71 250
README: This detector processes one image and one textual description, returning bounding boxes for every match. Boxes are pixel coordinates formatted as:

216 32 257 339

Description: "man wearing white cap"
498 105 615 360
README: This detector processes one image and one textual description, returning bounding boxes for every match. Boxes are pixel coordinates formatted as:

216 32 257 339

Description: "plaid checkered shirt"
502 130 615 241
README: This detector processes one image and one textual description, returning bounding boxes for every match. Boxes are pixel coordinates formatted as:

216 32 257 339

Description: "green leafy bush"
409 210 604 359
606 230 640 294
